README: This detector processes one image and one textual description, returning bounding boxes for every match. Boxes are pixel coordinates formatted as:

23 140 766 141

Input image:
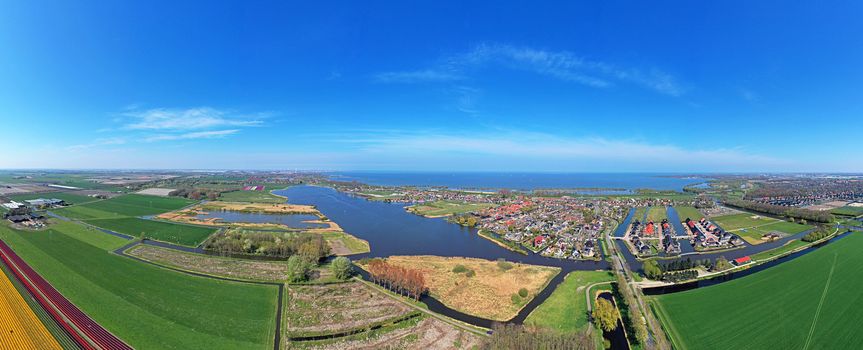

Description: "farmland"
381 256 560 321
652 231 863 350
85 217 216 246
674 206 704 222
54 194 196 220
284 281 482 349
127 244 289 281
0 262 63 349
524 270 615 333
0 222 280 349
405 200 497 218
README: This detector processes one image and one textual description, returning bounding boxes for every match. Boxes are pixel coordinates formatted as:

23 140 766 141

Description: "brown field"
127 244 289 281
292 317 483 350
385 256 560 321
285 282 412 335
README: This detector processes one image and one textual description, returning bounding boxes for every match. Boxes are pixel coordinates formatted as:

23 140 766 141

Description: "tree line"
204 229 329 260
721 198 834 223
450 213 480 227
366 259 427 301
169 188 232 200
802 227 833 242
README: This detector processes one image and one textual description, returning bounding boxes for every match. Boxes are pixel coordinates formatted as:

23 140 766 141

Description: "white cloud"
375 43 685 96
324 130 785 171
145 129 240 142
122 107 263 131
374 69 463 83
66 137 127 151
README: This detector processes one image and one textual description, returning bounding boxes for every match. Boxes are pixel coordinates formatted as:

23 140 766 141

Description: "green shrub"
330 256 353 280
518 288 528 298
511 294 521 304
452 264 468 273
497 259 514 271
465 269 476 277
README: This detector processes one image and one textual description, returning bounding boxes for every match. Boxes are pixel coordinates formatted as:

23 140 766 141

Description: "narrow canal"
597 292 630 350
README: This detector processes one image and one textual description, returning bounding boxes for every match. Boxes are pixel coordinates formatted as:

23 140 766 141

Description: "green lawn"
647 206 668 222
0 222 279 349
653 231 863 350
750 239 809 261
54 194 195 219
732 220 813 245
405 200 497 217
633 207 648 221
85 217 217 246
831 206 863 217
710 213 778 231
319 231 371 255
217 190 287 203
524 270 615 333
674 206 704 222
6 192 99 206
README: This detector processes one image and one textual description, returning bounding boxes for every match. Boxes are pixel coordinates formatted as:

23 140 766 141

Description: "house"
533 235 546 247
733 256 752 266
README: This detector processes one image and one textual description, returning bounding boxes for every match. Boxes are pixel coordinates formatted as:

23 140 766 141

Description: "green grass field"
217 190 287 203
750 239 809 261
319 231 371 255
633 207 648 221
652 231 863 350
405 200 497 217
831 206 863 217
524 270 615 333
0 222 279 349
710 213 778 231
54 194 195 219
5 192 99 205
711 213 813 244
674 206 704 222
647 206 668 222
85 218 217 246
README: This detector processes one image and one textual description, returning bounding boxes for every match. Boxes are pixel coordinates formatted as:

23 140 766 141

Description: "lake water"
329 172 707 191
193 211 327 229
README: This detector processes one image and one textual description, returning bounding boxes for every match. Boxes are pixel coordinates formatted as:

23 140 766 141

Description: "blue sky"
0 1 861 172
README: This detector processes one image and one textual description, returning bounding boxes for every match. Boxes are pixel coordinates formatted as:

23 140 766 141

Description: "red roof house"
734 256 752 265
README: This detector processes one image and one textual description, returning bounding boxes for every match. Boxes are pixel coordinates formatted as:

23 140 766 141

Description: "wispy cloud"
740 88 759 103
145 129 240 142
375 43 685 96
122 107 263 131
374 69 463 83
66 137 127 151
319 129 784 171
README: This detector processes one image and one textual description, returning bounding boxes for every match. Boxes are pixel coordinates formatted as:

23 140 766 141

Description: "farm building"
25 198 66 208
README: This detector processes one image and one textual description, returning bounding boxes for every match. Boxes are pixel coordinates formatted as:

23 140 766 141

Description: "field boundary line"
802 252 838 350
